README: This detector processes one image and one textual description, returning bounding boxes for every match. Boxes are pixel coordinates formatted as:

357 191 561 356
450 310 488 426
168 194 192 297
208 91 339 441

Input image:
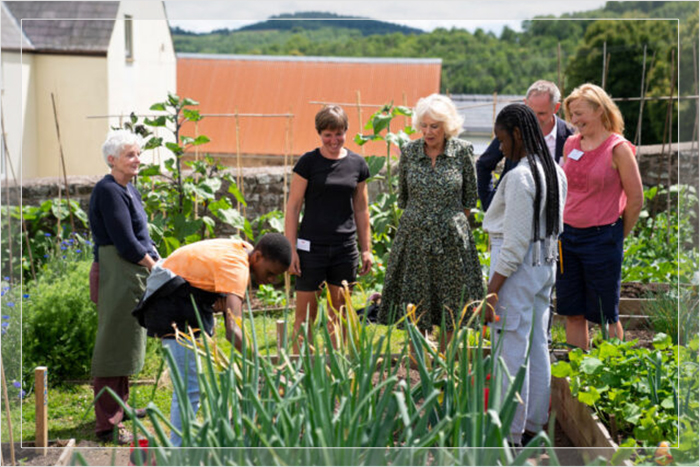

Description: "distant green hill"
235 11 424 36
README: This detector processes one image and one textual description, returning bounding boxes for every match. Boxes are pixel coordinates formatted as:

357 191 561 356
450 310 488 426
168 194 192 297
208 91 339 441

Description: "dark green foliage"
644 286 699 346
551 334 696 450
355 104 415 293
171 2 698 144
22 259 98 384
622 185 698 284
1 200 90 282
132 93 248 257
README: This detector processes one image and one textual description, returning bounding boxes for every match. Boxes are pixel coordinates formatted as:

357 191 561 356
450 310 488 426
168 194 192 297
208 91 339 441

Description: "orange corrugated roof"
177 54 441 159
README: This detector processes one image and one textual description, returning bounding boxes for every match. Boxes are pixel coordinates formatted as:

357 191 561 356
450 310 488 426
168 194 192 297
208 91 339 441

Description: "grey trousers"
489 238 555 444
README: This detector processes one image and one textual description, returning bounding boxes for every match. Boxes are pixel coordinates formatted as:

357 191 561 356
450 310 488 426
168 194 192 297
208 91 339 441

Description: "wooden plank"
551 376 633 466
34 366 48 455
55 438 76 466
552 313 650 330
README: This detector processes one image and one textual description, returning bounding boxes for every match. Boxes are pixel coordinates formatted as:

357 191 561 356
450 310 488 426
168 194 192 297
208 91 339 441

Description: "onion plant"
89 288 559 466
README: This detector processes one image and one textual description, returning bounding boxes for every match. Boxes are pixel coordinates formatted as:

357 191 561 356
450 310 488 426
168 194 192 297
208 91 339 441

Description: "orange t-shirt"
162 239 251 298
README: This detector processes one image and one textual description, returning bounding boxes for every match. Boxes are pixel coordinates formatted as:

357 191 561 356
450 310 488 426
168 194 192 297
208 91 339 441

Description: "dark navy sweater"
88 174 158 263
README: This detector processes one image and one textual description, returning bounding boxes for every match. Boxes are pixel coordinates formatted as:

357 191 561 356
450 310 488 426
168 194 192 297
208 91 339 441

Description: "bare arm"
284 173 308 276
223 293 244 351
612 143 643 238
353 181 373 275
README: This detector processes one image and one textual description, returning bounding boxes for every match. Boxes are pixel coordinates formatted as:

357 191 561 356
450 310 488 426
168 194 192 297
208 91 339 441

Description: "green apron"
91 245 148 377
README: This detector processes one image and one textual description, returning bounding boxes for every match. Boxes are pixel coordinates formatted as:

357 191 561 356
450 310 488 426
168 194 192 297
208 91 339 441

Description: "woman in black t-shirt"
284 105 372 351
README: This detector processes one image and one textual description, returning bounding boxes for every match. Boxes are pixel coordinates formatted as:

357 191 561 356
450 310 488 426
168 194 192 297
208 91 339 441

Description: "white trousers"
489 237 554 444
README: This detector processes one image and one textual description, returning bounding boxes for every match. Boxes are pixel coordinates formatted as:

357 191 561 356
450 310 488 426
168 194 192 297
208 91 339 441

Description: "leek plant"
87 290 559 466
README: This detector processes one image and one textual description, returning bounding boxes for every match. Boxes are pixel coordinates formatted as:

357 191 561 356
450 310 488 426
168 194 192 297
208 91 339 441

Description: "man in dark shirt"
476 80 574 211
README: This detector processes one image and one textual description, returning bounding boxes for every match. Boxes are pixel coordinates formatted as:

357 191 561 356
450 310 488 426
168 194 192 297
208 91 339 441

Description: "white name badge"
567 149 584 161
297 238 311 252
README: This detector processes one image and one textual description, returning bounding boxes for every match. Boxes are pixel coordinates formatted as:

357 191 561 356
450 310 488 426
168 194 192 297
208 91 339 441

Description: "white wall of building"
108 1 176 167
31 55 110 178
1 51 36 181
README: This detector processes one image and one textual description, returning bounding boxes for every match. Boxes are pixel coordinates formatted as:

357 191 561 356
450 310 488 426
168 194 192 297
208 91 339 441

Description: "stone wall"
5 142 698 234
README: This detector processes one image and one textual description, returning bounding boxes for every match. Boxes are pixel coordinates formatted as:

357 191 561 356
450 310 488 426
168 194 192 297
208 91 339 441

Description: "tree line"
172 2 698 144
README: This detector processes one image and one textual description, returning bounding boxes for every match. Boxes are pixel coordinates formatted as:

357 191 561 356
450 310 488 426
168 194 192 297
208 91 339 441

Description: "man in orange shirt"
132 233 291 446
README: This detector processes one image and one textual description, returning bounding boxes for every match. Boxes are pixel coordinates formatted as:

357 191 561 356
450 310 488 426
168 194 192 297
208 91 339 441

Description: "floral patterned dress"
378 137 484 331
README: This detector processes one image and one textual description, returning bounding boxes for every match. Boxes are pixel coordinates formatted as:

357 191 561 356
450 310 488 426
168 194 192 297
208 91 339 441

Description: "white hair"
412 94 464 138
526 80 561 106
101 130 143 167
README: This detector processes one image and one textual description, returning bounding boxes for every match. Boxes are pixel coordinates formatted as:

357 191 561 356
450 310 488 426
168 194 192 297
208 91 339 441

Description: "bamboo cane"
234 108 246 232
601 41 607 89
284 111 292 303
356 90 364 155
491 92 498 138
634 45 648 146
1 358 16 465
50 93 76 234
1 115 14 281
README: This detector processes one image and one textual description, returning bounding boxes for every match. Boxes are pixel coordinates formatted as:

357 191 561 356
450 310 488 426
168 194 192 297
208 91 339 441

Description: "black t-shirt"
293 148 370 244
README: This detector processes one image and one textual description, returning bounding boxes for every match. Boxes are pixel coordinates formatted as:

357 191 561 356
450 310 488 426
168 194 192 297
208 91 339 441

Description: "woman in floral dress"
378 94 484 350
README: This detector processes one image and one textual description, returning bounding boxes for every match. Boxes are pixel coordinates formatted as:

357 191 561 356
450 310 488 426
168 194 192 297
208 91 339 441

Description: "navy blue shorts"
555 220 624 324
295 241 359 292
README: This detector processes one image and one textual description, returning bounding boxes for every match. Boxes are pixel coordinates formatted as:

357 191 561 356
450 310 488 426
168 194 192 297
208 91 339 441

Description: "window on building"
125 15 133 60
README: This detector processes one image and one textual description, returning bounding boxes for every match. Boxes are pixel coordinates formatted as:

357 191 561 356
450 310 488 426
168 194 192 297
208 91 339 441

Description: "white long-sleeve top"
482 157 568 277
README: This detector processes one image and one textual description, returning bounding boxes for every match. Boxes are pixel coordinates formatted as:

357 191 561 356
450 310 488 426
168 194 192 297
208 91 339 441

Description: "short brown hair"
315 105 348 133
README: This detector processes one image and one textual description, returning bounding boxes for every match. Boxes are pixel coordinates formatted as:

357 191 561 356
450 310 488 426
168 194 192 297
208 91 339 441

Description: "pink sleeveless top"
562 133 636 228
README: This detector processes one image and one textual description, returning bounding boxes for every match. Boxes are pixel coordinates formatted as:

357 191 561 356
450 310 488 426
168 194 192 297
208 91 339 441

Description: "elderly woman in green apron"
88 130 158 444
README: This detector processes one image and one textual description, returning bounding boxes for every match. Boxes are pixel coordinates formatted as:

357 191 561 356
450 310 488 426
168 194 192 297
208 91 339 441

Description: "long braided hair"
495 103 560 241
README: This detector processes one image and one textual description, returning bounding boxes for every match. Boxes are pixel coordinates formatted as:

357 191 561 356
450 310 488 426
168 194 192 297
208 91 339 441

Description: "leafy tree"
565 18 678 144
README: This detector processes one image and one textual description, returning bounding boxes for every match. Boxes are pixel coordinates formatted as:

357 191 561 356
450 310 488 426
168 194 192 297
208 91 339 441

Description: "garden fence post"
35 366 48 454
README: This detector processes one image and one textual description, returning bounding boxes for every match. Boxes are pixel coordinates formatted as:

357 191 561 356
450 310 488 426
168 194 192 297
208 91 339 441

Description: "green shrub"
552 334 686 449
22 258 97 384
1 279 26 400
623 184 698 284
644 286 699 346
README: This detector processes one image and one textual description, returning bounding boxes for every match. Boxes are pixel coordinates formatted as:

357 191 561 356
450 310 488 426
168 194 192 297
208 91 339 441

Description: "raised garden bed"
552 377 634 466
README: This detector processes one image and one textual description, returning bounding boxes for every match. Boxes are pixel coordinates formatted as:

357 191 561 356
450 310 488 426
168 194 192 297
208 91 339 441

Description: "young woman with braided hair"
481 103 568 447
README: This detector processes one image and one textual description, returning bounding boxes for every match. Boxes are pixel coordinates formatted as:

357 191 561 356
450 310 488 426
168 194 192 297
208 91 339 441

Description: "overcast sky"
165 0 609 35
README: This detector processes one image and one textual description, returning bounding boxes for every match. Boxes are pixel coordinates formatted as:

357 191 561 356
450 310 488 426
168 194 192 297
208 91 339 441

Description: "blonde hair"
412 94 464 139
564 83 625 135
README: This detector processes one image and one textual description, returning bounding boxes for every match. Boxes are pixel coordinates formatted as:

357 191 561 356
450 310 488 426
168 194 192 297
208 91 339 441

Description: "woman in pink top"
556 84 643 350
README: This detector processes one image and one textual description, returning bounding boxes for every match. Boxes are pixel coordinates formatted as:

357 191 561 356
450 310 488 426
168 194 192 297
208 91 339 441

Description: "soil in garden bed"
1 439 129 466
620 282 669 298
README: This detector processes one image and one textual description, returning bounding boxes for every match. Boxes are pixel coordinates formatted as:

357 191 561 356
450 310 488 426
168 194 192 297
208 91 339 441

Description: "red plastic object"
129 439 156 466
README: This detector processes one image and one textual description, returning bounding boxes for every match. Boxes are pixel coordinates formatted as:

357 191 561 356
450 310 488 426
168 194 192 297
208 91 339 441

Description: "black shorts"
555 220 624 324
295 241 359 292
